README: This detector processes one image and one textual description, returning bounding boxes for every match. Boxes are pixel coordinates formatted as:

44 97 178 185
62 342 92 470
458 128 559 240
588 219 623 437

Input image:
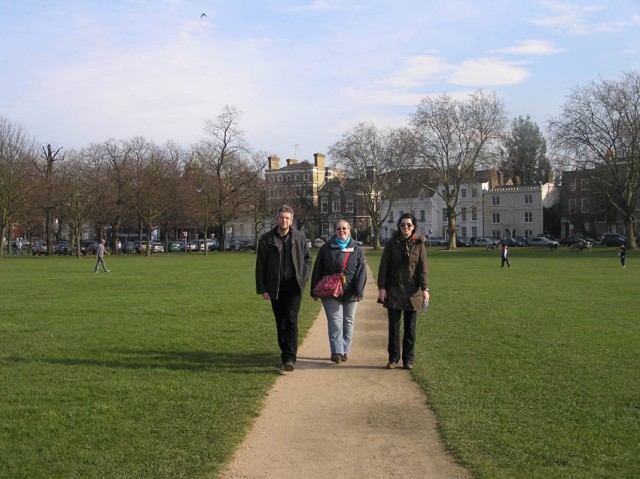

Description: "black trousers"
270 280 302 364
387 308 417 365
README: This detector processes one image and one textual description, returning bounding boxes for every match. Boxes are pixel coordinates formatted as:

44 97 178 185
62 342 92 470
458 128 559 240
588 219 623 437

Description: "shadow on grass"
5 349 280 374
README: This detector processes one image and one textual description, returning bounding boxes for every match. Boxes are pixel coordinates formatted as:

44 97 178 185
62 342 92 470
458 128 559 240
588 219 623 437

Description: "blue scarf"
335 236 351 250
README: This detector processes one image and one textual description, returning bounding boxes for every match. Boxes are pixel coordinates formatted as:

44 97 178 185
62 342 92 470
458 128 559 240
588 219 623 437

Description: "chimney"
268 155 280 170
314 152 325 170
286 159 298 166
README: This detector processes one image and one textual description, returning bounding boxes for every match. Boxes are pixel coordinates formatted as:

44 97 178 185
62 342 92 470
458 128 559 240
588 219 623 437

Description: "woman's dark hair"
396 212 418 234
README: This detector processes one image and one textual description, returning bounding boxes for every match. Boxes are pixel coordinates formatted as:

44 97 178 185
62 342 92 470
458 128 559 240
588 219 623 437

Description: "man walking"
256 205 312 371
501 243 511 268
94 239 110 273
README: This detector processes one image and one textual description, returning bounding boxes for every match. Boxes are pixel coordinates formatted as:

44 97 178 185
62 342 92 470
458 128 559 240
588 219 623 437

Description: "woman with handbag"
377 213 429 370
310 220 367 364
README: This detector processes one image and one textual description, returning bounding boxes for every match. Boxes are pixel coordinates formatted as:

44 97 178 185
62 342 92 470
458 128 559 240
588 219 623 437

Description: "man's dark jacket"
255 227 312 300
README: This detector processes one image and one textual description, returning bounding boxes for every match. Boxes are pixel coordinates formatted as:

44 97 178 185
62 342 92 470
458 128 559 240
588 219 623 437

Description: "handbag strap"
340 252 351 271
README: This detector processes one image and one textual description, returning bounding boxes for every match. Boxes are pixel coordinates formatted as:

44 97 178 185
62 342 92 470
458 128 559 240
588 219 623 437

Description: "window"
461 188 467 198
581 198 589 213
442 209 447 222
492 212 500 223
389 211 394 222
462 227 467 238
581 178 589 190
568 199 576 213
492 230 500 238
332 199 341 211
269 176 274 182
277 175 283 183
472 207 477 221
471 187 478 198
471 226 477 238
286 174 292 182
570 179 577 191
461 207 467 222
524 211 533 223
492 196 500 205
303 174 309 181
294 174 299 181
321 200 328 213
420 210 425 221
525 229 533 237
524 194 532 204
346 198 354 213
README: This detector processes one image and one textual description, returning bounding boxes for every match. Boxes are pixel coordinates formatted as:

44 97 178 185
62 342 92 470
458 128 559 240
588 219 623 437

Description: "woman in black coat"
377 213 429 370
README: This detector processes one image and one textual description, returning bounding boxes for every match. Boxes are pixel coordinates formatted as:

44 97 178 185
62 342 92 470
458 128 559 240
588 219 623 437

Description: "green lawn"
368 245 640 479
1 247 638 478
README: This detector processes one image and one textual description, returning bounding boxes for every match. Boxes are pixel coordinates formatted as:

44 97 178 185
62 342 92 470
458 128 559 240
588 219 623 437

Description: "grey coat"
377 232 429 311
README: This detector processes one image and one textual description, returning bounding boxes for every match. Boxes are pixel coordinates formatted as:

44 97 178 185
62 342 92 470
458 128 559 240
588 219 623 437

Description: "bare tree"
549 71 640 249
0 117 37 258
328 122 416 249
55 150 100 257
411 91 507 249
193 105 264 251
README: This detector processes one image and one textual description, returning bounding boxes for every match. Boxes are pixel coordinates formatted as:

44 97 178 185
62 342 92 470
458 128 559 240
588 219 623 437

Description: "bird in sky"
200 13 207 18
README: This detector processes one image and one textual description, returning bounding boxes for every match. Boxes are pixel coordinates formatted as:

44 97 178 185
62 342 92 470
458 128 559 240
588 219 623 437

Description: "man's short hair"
277 204 294 218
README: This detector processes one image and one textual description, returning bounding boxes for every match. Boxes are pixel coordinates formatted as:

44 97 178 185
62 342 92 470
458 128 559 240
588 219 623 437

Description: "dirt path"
219 264 472 479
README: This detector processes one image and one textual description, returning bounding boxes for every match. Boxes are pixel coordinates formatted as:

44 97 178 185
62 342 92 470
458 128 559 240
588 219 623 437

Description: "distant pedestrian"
94 239 110 273
501 243 511 268
12 239 22 255
619 243 626 268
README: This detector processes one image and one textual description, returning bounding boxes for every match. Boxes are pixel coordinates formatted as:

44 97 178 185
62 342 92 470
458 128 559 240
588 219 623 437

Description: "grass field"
1 247 638 478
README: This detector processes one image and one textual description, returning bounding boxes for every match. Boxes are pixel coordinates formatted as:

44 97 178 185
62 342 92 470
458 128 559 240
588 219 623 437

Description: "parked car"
54 242 73 255
150 242 165 253
527 236 559 249
600 233 626 247
167 241 182 253
472 237 498 248
122 241 137 254
507 236 527 247
31 240 48 256
428 236 447 246
560 234 595 247
455 237 469 247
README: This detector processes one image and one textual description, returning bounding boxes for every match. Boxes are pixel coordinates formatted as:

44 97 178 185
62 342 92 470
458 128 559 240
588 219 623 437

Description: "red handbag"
312 253 351 299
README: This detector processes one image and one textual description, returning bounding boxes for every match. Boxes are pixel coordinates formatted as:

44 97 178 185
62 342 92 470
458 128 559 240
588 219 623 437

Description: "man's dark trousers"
270 279 302 364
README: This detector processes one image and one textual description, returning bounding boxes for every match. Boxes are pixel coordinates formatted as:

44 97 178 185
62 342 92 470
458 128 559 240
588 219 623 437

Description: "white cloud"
386 55 453 88
449 58 530 86
495 39 565 55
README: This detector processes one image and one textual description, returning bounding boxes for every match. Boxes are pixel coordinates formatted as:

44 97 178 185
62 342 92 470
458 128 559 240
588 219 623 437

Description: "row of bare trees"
3 72 639 256
330 72 640 250
0 106 267 258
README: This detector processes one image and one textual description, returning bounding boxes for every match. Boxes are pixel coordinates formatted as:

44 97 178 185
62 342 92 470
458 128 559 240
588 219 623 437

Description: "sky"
1 0 639 164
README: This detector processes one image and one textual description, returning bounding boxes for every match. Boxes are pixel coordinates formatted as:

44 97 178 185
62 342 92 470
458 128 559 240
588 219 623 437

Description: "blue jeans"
321 298 359 355
387 309 417 365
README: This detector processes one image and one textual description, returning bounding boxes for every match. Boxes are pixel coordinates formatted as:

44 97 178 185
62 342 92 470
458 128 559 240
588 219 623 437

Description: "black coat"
255 227 312 300
377 232 428 311
310 236 366 301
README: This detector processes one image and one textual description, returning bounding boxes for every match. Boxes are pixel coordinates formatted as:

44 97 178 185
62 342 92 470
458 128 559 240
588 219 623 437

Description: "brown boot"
330 354 342 363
